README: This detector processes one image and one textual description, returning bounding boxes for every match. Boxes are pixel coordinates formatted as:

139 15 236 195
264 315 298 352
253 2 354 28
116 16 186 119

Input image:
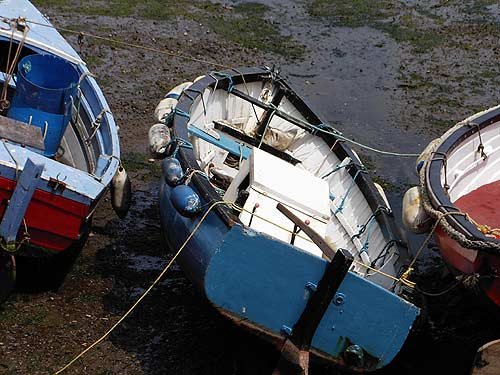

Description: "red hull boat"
0 2 129 300
417 105 500 306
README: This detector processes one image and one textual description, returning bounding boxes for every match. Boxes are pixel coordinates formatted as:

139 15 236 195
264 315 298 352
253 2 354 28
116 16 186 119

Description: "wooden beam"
230 88 319 135
0 115 45 150
273 203 353 375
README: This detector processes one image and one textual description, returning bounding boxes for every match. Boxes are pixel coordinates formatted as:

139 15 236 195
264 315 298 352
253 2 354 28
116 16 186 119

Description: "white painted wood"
186 80 400 289
444 119 500 203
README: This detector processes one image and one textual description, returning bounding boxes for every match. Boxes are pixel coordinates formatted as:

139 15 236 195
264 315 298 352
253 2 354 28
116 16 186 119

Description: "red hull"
0 176 90 253
435 227 500 306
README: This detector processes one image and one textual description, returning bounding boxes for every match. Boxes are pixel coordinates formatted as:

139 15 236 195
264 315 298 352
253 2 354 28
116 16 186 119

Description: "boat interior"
184 77 403 290
444 116 500 204
0 39 112 180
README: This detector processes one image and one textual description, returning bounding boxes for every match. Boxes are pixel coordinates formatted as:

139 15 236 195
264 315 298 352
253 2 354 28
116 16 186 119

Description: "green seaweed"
122 152 161 179
308 0 395 27
35 0 304 58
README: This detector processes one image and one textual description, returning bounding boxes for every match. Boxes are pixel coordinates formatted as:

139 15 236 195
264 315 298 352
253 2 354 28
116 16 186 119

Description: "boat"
150 67 420 372
0 1 130 299
409 105 500 306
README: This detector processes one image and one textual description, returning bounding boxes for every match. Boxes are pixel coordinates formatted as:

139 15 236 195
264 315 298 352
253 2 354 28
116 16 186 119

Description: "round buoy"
0 254 16 303
171 185 201 217
162 157 184 187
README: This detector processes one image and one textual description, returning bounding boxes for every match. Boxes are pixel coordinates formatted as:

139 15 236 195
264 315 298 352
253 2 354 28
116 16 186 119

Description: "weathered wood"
213 120 301 165
255 85 286 140
230 88 315 135
471 339 500 375
0 158 44 243
289 244 352 350
0 115 45 150
276 203 336 260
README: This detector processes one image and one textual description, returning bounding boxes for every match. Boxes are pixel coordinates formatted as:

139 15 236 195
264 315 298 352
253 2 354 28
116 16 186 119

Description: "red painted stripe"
0 176 90 252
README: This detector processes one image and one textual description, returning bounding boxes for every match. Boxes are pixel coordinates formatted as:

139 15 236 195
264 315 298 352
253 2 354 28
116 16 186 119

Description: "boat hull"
435 227 500 305
423 105 500 306
0 175 91 253
159 179 419 372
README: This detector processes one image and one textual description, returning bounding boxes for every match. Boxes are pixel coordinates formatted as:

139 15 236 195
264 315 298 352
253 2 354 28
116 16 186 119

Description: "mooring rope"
54 196 418 373
2 16 424 159
0 18 29 110
9 17 230 70
53 200 228 374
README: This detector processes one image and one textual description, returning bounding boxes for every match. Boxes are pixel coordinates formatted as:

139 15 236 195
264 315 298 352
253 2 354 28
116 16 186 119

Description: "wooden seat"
0 115 44 150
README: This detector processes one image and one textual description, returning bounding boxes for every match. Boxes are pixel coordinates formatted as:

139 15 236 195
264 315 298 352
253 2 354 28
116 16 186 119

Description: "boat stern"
204 224 420 371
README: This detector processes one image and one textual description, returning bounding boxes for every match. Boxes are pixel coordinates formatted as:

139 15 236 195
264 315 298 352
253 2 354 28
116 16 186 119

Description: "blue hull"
159 179 419 371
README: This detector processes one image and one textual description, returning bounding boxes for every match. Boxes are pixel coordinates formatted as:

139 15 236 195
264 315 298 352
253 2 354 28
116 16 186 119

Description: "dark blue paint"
159 178 419 369
165 92 180 100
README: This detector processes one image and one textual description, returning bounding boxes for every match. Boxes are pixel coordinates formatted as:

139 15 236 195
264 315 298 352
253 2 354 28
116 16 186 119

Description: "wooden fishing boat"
0 1 129 298
415 105 500 306
151 67 420 372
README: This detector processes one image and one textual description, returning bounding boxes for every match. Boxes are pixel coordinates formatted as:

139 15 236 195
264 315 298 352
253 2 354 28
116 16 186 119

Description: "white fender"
154 81 192 123
111 165 132 219
402 186 433 233
148 123 172 157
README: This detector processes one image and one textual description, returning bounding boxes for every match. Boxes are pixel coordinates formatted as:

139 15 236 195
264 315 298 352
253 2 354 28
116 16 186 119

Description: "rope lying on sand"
53 196 421 373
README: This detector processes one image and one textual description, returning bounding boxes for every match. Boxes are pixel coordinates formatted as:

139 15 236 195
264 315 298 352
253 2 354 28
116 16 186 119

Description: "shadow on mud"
87 184 276 374
14 232 88 294
82 184 500 375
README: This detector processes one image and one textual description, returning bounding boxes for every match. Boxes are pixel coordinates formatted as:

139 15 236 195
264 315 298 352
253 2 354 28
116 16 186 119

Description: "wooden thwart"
0 115 45 150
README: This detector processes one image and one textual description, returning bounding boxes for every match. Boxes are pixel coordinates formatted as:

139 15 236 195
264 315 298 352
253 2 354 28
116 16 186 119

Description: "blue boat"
0 1 129 299
152 68 420 372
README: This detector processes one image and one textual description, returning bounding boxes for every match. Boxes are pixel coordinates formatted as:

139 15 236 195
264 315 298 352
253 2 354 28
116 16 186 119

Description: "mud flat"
0 1 499 374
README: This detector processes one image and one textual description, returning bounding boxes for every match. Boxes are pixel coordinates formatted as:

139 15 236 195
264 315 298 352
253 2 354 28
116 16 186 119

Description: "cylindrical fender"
111 165 132 219
402 186 433 233
162 157 184 187
171 185 201 217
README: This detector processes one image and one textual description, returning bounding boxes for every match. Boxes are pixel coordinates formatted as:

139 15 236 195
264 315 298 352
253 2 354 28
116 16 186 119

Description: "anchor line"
8 16 424 159
54 198 417 373
10 16 229 69
53 200 228 374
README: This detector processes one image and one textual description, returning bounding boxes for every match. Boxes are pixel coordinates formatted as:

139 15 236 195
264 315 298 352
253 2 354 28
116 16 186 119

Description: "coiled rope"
419 155 500 255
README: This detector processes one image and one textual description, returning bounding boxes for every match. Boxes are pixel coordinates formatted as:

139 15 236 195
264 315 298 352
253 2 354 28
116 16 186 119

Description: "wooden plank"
277 203 336 260
471 339 500 375
0 158 44 243
213 120 301 165
0 115 45 150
